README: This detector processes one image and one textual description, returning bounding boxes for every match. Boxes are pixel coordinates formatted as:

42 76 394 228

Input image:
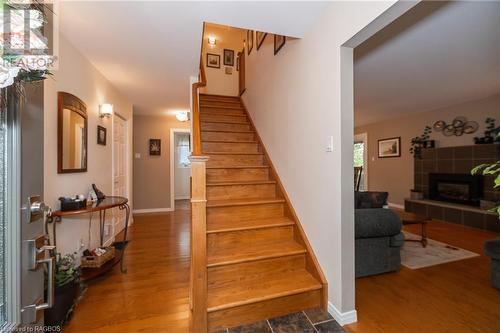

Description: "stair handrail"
192 59 206 156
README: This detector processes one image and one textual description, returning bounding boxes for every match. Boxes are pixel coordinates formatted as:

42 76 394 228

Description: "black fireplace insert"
428 173 483 206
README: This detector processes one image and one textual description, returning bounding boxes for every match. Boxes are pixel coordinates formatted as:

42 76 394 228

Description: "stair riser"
202 131 255 142
208 225 293 248
200 103 244 108
206 154 264 167
206 168 269 182
208 255 306 289
207 203 284 223
201 114 247 123
200 107 245 115
207 183 275 200
202 122 251 132
200 96 240 102
208 290 322 332
203 142 260 153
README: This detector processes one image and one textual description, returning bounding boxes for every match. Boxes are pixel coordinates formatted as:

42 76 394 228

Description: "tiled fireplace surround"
405 144 500 233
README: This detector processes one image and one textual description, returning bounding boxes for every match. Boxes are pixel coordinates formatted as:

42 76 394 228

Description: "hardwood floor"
63 200 191 333
64 203 499 333
345 219 500 333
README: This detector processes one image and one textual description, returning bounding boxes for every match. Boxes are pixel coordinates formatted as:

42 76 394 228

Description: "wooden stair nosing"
202 130 255 134
201 120 250 125
201 112 247 117
207 198 285 208
207 217 295 234
205 152 264 156
206 165 270 169
202 140 258 144
207 270 321 312
207 180 276 186
207 246 306 268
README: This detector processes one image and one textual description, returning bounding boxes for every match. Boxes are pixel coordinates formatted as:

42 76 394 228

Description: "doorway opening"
170 129 191 210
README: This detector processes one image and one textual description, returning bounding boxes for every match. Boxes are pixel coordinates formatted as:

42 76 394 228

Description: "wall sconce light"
100 103 113 118
175 111 189 122
208 37 216 46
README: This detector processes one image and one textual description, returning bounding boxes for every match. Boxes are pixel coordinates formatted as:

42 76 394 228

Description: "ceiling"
59 1 328 115
354 1 500 127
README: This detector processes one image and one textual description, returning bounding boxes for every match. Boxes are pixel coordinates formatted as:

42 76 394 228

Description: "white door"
113 115 127 234
174 133 191 200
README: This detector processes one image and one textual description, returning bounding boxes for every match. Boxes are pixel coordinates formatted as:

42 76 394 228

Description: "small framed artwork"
206 53 220 68
247 30 254 55
378 137 401 158
236 54 240 71
274 34 286 55
225 67 233 75
256 31 267 50
223 49 234 66
97 126 106 146
149 139 161 156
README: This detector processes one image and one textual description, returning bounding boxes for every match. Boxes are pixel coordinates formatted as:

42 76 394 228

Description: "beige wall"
44 35 134 257
355 94 500 206
133 115 190 211
241 1 398 318
201 23 245 96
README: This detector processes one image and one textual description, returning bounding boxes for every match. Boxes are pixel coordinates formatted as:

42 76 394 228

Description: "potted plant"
472 161 500 217
44 253 80 327
410 126 432 158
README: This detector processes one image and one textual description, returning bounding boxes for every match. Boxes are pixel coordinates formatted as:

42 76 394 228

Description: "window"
177 134 191 168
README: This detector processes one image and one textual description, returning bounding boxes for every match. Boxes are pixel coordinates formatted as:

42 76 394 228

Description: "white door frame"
170 128 191 210
354 132 368 191
112 112 131 235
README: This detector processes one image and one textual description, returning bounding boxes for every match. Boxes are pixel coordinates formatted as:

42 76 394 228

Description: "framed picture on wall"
247 30 254 55
378 137 401 158
256 31 267 50
206 53 220 68
223 49 234 66
274 34 286 55
97 125 106 145
149 139 161 156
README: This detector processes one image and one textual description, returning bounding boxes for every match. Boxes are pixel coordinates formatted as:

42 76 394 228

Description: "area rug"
401 231 479 269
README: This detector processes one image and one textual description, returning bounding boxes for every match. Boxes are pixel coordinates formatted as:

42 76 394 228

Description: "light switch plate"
134 153 141 159
326 136 334 152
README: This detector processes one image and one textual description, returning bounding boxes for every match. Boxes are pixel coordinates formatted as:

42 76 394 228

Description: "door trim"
170 128 191 211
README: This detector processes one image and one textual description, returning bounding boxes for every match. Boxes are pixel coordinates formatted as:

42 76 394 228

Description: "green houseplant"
45 253 80 327
471 161 500 218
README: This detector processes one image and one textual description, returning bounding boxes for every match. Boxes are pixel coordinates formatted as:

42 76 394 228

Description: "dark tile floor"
213 308 345 333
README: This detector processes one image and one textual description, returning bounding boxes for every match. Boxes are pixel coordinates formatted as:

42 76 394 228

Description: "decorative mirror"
58 92 88 173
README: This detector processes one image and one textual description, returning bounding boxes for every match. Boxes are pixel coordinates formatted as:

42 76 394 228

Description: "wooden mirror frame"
57 92 88 173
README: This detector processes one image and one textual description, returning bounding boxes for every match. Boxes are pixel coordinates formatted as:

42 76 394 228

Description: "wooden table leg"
421 221 428 248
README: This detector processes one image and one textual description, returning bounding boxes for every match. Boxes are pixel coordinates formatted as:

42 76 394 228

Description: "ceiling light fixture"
175 111 189 122
208 37 216 46
99 103 113 118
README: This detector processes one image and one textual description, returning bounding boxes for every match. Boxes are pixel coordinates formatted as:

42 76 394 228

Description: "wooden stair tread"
207 198 285 208
205 152 263 155
208 239 306 267
201 111 246 116
202 140 257 144
206 165 269 169
207 269 321 312
207 180 276 186
202 130 255 134
202 120 249 125
207 217 295 234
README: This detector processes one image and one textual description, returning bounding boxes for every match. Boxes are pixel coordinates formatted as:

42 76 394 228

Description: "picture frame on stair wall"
274 34 286 55
223 49 234 66
247 30 254 55
207 53 220 68
256 31 267 50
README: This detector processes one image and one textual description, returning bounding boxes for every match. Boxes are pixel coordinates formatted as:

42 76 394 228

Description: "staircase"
199 93 327 331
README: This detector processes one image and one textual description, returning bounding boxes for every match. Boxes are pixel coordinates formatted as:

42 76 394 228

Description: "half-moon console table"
47 196 130 281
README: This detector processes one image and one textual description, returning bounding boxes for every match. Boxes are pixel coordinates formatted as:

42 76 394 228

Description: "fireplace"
428 173 483 206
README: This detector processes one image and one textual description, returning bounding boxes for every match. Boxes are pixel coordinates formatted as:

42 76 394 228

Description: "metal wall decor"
433 117 478 137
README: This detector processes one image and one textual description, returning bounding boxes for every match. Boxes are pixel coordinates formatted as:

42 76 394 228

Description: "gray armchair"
355 191 404 278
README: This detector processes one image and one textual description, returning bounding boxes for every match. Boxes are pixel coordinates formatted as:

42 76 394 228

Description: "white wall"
44 35 133 257
241 1 400 320
201 23 245 96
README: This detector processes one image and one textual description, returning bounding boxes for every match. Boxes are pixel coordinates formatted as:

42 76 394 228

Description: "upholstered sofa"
355 191 404 278
484 238 500 289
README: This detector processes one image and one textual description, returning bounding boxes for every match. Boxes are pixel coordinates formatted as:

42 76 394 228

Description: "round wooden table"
48 196 130 281
394 210 430 248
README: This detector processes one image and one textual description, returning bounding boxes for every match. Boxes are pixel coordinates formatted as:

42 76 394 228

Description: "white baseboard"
132 207 174 214
175 196 190 200
388 202 404 210
328 302 357 326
